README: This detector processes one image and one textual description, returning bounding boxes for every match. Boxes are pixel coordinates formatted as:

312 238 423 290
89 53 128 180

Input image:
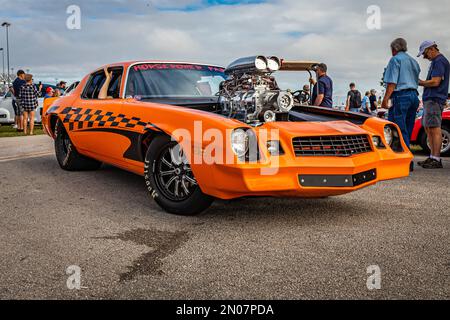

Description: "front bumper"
200 148 412 199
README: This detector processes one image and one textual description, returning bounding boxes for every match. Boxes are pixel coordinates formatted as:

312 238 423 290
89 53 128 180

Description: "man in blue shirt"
12 70 26 132
310 63 333 108
382 38 420 153
417 41 449 169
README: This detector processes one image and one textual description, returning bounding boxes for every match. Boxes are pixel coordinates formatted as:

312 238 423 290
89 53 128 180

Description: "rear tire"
144 135 214 215
54 119 102 171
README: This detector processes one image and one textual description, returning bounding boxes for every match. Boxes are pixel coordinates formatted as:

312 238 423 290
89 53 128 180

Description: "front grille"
293 135 372 157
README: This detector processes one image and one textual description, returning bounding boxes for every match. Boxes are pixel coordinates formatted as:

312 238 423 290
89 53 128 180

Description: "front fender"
0 107 13 124
134 102 248 193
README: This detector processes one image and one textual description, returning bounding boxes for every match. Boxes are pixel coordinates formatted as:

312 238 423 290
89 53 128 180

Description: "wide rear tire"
54 119 102 171
144 135 214 215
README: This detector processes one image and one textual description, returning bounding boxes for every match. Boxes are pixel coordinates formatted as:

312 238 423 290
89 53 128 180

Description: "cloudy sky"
1 0 449 102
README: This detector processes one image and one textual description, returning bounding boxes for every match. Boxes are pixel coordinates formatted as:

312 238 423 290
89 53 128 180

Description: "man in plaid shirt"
19 74 39 135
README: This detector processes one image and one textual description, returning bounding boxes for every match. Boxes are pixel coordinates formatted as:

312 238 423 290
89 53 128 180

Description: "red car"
411 107 450 156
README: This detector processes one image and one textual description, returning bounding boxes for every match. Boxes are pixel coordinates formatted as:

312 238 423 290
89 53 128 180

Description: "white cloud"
0 0 448 99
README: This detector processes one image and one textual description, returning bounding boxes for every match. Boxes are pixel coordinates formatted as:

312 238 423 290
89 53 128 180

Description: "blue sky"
157 0 268 11
0 0 449 101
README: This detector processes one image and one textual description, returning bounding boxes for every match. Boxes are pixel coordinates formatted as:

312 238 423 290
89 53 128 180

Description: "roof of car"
103 61 225 69
280 60 320 72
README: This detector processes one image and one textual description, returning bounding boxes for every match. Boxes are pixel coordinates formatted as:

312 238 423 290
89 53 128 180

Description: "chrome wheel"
155 144 198 201
441 128 450 154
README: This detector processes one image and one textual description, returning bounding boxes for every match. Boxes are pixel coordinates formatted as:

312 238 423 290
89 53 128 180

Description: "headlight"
231 129 249 157
383 125 404 152
384 126 393 145
266 56 281 72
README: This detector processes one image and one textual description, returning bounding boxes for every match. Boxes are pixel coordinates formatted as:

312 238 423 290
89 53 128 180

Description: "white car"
0 91 44 124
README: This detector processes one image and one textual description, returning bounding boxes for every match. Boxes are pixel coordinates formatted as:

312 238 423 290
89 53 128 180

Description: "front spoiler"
196 149 412 199
299 169 377 187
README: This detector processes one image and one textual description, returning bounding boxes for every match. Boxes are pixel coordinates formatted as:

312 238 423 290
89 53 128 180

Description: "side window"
82 67 123 99
83 72 105 99
107 70 123 99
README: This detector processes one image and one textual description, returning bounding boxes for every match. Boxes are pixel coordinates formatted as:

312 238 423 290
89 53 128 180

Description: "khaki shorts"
422 100 445 128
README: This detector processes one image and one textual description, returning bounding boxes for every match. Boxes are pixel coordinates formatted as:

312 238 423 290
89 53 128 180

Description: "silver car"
0 91 44 124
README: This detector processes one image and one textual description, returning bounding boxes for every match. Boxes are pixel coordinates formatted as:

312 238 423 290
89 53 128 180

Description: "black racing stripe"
77 128 144 162
60 107 162 137
61 107 72 114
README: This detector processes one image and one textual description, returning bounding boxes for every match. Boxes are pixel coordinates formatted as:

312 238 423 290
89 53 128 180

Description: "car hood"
260 120 367 137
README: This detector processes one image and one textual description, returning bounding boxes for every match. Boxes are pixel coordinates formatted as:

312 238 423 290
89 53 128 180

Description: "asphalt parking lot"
0 135 448 299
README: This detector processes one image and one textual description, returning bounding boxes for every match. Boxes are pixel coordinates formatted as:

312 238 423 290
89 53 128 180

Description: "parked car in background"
0 90 44 124
0 82 77 125
411 107 450 156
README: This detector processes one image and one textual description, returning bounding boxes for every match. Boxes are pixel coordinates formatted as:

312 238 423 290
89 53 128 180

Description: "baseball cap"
46 87 54 94
417 40 436 57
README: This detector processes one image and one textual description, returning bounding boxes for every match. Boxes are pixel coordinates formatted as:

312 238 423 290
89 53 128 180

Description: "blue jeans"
388 90 419 147
350 108 360 113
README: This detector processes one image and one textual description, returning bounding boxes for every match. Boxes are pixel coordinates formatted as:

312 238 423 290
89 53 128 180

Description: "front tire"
144 135 214 215
54 119 102 171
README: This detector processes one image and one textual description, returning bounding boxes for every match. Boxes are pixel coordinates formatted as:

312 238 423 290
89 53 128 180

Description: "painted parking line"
0 151 54 163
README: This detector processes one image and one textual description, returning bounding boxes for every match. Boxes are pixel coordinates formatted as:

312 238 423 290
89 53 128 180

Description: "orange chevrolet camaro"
42 56 413 215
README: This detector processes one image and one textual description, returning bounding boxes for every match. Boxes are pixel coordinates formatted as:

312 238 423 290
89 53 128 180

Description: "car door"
68 67 128 164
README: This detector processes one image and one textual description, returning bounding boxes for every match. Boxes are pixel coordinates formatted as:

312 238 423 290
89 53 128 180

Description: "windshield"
125 63 226 99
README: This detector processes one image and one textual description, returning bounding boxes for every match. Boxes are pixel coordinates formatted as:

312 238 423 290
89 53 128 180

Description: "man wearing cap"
417 41 449 169
382 38 421 153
